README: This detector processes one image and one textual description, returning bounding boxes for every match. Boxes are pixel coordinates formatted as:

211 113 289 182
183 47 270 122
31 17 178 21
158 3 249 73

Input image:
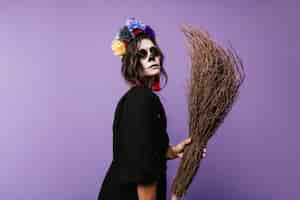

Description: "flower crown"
111 17 156 58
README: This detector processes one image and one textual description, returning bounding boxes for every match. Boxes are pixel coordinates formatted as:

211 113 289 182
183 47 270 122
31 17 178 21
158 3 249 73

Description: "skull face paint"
137 39 161 76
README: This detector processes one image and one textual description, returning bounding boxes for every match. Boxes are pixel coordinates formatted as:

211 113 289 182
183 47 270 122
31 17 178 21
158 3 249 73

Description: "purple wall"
1 0 299 199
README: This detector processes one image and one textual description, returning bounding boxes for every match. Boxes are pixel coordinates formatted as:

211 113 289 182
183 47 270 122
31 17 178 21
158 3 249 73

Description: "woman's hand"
172 137 192 159
166 137 207 160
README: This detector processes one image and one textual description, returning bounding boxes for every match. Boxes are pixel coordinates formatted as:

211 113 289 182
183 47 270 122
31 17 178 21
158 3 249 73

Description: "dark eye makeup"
137 49 148 59
137 46 160 59
150 46 160 57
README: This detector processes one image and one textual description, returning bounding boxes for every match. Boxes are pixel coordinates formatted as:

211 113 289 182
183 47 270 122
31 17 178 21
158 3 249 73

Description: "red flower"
132 28 144 36
122 40 129 48
151 81 161 91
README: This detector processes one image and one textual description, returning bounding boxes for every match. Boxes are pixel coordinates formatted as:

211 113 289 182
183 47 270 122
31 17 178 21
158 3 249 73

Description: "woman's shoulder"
123 86 161 107
127 86 156 99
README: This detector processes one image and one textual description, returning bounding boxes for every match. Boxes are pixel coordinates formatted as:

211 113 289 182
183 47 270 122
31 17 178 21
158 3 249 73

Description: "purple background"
1 0 299 199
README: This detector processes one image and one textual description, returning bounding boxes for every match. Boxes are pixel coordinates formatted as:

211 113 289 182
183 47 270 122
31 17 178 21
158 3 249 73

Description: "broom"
171 24 246 198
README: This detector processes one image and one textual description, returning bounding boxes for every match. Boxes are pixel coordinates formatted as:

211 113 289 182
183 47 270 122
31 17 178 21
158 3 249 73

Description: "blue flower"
126 17 146 32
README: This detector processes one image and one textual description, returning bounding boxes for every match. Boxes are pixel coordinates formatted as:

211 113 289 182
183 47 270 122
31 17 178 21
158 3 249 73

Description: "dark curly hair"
121 33 168 91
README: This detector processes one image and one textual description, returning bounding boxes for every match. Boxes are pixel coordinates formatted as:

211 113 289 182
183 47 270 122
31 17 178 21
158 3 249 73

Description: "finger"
178 153 183 158
181 137 191 144
174 144 183 153
202 153 206 157
181 138 191 147
173 144 181 153
203 148 207 153
179 140 187 147
186 137 192 144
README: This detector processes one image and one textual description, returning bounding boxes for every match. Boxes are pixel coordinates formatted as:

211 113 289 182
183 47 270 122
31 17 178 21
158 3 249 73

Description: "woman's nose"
148 55 155 62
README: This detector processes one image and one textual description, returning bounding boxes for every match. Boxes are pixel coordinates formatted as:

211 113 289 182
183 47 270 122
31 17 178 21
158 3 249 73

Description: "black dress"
97 85 170 200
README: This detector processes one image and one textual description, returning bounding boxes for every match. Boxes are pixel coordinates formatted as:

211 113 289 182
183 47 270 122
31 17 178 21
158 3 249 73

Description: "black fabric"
97 86 169 200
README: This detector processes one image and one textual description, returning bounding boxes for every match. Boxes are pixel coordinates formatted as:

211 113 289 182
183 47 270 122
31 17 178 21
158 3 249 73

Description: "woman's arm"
137 182 157 200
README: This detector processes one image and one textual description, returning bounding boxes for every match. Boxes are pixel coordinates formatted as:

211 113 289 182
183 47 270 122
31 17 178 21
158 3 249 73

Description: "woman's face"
137 38 161 76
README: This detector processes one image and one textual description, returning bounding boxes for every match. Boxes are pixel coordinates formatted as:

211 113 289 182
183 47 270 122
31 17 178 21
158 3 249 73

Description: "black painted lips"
150 64 159 68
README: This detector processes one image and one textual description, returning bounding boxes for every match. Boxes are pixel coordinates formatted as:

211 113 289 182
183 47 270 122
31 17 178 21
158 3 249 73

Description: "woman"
97 18 206 200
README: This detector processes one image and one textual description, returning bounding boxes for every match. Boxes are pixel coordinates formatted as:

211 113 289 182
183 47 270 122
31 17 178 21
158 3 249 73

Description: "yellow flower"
111 39 126 57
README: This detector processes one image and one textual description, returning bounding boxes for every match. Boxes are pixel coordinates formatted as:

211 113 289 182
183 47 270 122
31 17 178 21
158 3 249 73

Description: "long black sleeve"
118 88 167 185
